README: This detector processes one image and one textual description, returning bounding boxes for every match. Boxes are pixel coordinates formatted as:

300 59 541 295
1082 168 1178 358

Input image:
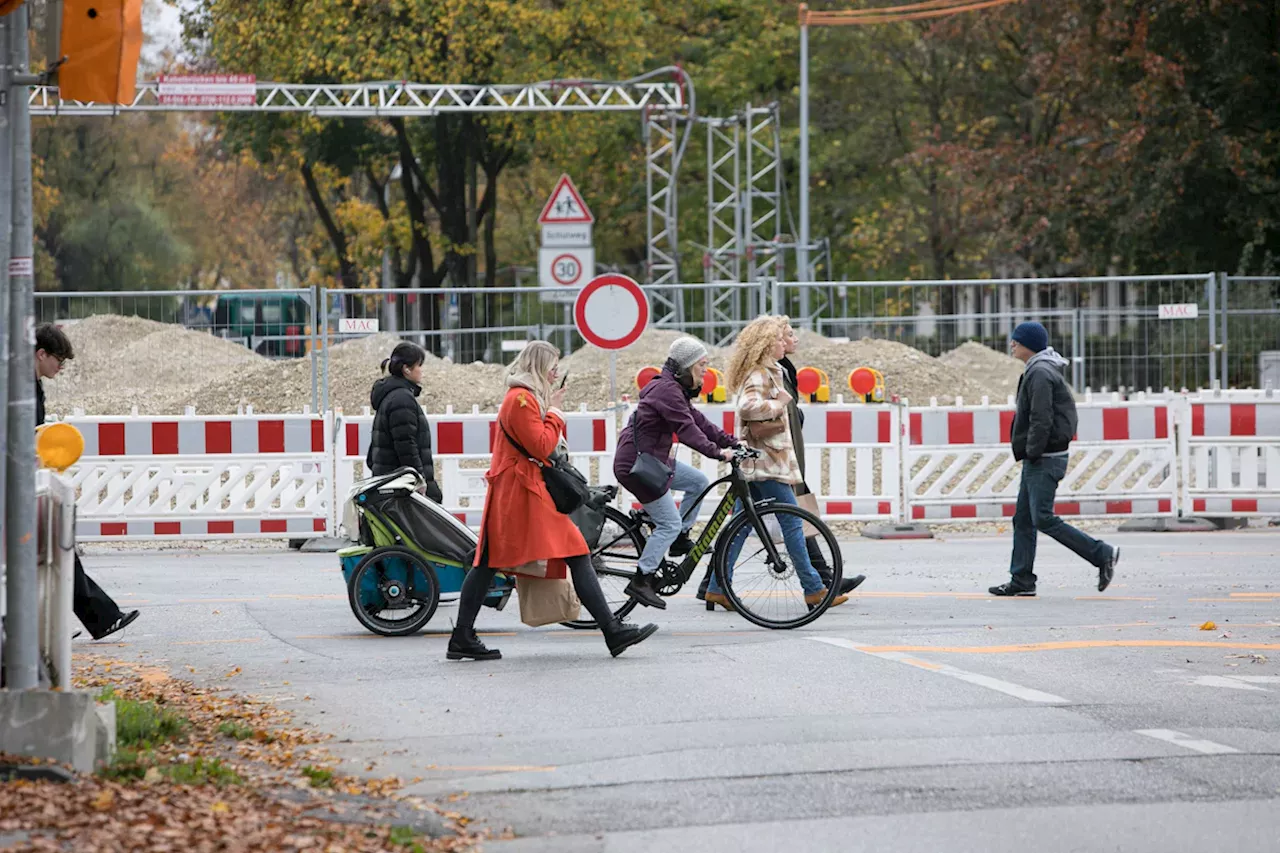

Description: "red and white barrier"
1180 392 1280 516
621 402 901 522
61 413 333 540
334 405 616 528
904 394 1178 522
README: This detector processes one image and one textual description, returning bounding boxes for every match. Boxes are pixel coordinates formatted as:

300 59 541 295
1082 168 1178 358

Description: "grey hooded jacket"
1010 350 1077 462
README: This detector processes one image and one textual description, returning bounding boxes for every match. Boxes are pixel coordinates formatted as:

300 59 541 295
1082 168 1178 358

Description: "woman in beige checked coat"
703 316 847 611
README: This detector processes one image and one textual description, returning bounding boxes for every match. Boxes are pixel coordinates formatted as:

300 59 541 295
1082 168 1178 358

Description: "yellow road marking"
292 632 518 641
858 640 1280 654
1074 596 1158 601
847 592 991 599
900 657 942 671
1228 593 1280 598
1191 597 1275 602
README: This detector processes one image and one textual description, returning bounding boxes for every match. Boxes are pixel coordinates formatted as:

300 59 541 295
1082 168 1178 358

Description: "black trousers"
74 555 124 639
454 552 614 636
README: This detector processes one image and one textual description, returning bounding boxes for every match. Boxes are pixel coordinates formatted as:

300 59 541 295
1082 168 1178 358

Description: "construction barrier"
1180 391 1280 517
904 393 1178 522
618 403 901 523
334 405 617 528
55 392 1279 541
60 412 333 540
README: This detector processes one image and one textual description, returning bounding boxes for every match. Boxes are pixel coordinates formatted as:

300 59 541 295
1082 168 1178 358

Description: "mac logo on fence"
1158 303 1199 320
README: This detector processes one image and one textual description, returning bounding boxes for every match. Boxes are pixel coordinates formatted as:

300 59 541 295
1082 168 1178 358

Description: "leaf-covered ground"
1 656 497 852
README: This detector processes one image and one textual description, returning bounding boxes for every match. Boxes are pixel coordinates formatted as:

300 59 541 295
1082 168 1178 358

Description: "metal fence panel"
1222 276 1280 390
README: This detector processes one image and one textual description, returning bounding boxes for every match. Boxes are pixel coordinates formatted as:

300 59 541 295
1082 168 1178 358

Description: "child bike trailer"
338 467 512 636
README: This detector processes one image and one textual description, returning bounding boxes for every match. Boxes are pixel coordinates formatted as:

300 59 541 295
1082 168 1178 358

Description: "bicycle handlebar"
730 445 762 464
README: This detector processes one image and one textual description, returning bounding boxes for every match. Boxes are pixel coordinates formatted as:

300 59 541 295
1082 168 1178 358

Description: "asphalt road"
80 530 1280 852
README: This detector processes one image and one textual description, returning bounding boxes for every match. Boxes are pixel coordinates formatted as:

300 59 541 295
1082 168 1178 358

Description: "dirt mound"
788 336 999 404
939 341 1025 402
560 328 721 408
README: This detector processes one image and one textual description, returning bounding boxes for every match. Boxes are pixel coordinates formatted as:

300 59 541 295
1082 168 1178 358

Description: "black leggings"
455 553 615 635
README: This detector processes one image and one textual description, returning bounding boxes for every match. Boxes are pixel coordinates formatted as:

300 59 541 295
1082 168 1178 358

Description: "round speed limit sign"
550 253 584 286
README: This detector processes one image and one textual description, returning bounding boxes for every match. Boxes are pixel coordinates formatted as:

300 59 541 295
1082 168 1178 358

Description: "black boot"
668 530 694 557
624 571 667 610
602 620 659 658
447 629 502 661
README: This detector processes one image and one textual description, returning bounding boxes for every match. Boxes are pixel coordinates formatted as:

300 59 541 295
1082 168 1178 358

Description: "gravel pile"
43 315 1031 416
938 341 1024 402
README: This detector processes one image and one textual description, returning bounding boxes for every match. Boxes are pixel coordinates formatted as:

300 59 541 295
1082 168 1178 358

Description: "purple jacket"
613 368 737 503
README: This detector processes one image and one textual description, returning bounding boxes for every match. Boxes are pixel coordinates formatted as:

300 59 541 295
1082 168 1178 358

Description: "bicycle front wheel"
561 505 642 629
712 502 843 629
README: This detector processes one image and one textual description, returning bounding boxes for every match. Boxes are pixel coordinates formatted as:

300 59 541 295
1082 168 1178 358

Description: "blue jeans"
1010 455 1112 584
638 460 711 574
707 479 825 596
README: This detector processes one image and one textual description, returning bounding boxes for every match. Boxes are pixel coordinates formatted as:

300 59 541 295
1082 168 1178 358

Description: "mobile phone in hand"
558 371 569 389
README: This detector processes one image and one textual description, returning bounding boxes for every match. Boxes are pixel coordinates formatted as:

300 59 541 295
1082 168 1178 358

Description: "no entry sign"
574 274 649 350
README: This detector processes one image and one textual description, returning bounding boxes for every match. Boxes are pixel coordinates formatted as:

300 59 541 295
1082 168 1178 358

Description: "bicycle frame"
663 460 787 586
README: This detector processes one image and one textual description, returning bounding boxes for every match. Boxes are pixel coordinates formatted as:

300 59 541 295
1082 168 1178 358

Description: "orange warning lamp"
57 0 144 104
0 2 26 18
702 367 726 403
635 366 661 391
796 366 830 403
36 423 85 472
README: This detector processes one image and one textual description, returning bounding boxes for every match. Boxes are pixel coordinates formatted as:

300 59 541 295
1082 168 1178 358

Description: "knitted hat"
1011 321 1049 353
667 336 710 370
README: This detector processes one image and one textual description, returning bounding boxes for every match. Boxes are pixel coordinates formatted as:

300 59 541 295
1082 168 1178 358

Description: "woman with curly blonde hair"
704 317 847 611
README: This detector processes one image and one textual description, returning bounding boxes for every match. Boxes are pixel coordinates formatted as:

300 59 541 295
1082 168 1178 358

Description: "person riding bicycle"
614 337 739 610
705 316 848 611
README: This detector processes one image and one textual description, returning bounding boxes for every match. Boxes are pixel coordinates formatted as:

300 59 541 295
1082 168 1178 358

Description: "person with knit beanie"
991 322 1121 597
613 336 740 609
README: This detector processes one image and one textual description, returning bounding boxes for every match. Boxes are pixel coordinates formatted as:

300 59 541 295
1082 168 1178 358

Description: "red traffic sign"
538 174 594 224
575 274 649 350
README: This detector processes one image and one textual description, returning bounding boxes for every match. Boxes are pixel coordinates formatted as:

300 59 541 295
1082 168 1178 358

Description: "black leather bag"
501 426 590 514
628 452 672 494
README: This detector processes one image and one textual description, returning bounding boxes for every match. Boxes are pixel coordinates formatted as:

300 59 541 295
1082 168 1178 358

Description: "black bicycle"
565 447 844 630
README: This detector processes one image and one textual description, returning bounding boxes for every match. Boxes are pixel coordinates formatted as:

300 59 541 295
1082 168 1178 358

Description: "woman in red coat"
447 340 659 661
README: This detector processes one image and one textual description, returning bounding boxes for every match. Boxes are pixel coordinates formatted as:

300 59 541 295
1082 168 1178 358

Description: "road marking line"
1188 597 1279 602
1227 593 1280 598
1134 729 1239 755
845 592 990 599
292 632 518 640
1233 676 1280 684
1073 596 1158 601
808 637 1069 704
855 640 1280 654
1189 675 1269 692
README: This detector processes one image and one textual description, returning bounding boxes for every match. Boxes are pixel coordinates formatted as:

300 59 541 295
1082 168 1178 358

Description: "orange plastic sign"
796 367 823 396
635 366 661 390
849 367 877 396
0 1 26 18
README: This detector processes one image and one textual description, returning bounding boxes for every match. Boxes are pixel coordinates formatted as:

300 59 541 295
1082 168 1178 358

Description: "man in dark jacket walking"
366 342 443 503
990 322 1120 597
35 324 140 639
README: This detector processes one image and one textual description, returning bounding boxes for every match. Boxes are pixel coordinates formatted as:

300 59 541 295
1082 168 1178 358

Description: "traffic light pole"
4 3 39 690
0 13 11 678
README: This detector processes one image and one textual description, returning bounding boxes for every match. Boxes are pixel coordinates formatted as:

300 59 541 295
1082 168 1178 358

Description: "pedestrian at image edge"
990 321 1121 597
35 324 140 640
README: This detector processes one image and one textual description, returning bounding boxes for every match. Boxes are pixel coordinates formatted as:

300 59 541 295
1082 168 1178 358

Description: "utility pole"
797 3 811 324
4 2 38 689
0 12 11 674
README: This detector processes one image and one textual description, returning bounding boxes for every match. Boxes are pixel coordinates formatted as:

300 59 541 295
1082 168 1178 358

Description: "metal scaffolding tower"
744 103 782 317
644 110 683 325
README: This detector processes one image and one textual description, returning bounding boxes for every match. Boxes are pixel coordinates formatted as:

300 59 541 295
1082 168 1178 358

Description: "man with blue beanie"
990 322 1120 596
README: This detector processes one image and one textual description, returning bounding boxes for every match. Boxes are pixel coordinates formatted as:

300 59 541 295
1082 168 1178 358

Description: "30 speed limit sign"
538 247 594 291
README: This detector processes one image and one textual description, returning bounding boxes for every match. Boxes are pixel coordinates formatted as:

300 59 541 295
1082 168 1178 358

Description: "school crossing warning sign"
538 175 594 224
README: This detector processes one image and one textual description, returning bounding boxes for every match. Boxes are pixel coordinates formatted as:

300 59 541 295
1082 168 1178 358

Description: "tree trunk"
300 161 358 289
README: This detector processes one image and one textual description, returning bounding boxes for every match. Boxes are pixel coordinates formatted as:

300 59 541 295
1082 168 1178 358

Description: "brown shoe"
804 589 848 608
704 592 735 611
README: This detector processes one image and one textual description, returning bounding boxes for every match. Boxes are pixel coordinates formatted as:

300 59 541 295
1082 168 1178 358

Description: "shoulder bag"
741 370 789 443
624 410 673 494
501 424 590 514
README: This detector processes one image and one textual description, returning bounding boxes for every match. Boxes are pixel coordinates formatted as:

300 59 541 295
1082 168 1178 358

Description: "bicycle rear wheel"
561 505 643 629
712 503 842 629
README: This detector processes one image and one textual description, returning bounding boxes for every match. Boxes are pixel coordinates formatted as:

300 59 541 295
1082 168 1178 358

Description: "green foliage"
216 721 256 741
99 749 243 786
300 765 334 788
100 688 188 749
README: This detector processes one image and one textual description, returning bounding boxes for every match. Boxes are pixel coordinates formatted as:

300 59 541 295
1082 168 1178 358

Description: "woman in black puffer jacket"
366 342 443 502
